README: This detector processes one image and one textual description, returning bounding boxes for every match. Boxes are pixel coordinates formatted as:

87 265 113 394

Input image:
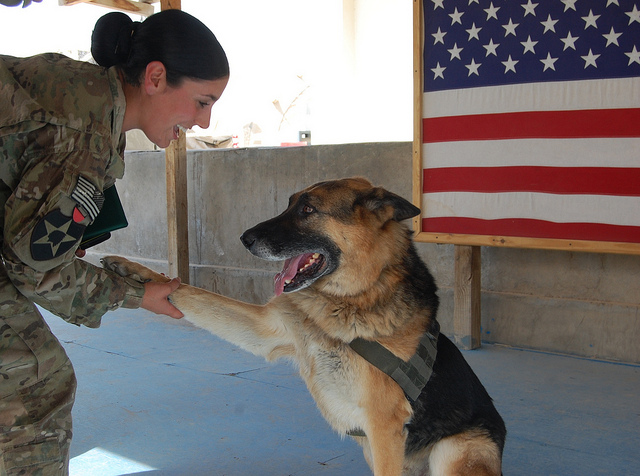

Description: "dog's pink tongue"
274 254 305 296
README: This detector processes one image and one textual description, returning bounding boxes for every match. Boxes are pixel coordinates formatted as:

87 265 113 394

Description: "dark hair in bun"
91 10 229 87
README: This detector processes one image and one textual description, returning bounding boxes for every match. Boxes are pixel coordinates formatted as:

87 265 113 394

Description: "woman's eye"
199 101 210 108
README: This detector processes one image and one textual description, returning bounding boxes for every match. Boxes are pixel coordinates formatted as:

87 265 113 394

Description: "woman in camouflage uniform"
0 10 229 475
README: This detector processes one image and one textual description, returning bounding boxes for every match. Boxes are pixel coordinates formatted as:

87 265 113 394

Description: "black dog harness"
346 323 440 437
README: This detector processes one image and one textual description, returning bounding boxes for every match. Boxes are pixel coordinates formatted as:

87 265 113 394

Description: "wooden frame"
411 0 640 256
59 0 158 17
411 0 640 349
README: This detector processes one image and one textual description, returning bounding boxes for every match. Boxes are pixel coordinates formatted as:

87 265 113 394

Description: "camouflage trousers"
0 263 76 476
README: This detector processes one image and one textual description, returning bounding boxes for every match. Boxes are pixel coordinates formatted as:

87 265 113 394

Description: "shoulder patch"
30 209 85 261
71 176 104 221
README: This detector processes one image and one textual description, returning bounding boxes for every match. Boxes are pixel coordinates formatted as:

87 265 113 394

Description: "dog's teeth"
298 254 320 273
285 279 292 284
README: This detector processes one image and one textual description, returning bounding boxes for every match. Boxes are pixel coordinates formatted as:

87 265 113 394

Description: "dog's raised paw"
101 256 148 283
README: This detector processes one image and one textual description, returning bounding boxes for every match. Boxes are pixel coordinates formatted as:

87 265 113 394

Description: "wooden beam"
59 0 155 16
414 230 640 256
160 0 189 283
160 0 179 10
453 245 482 350
165 130 190 282
412 0 424 233
58 0 92 5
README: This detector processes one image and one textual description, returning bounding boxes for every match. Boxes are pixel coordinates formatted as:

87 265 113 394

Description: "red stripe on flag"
423 108 640 143
422 217 640 244
423 167 640 196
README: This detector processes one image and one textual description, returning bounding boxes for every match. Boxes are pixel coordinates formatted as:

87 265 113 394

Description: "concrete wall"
88 143 640 364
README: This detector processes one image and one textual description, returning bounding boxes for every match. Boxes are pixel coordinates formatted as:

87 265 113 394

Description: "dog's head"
240 177 420 297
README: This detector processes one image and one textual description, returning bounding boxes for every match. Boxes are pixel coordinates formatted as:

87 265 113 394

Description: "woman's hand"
141 278 184 319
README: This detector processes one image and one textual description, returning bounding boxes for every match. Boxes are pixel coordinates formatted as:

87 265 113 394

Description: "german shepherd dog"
102 177 506 475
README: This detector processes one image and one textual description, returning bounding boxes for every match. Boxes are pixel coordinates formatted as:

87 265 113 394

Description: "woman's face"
141 74 229 148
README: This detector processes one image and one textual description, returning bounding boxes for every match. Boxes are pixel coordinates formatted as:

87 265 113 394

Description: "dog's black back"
400 242 507 457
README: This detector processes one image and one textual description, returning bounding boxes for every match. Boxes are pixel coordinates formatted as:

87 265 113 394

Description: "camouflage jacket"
0 53 144 327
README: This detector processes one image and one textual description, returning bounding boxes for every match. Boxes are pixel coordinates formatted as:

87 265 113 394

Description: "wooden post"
164 131 189 282
160 0 189 282
160 0 179 10
453 245 482 349
411 0 424 234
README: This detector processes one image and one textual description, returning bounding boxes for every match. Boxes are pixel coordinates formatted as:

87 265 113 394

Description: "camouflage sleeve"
2 147 144 328
2 247 145 328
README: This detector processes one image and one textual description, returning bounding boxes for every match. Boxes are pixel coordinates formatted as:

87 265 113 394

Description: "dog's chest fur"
296 335 367 433
278 292 411 435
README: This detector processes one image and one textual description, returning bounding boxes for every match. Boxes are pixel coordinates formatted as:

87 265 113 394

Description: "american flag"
420 0 640 249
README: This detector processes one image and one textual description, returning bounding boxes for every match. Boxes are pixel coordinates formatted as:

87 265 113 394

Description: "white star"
625 46 640 65
607 0 620 6
502 55 518 73
560 31 579 51
561 0 578 11
484 2 500 21
483 39 500 57
449 7 464 25
466 23 482 41
503 19 519 37
431 62 446 79
468 0 480 4
433 27 447 45
581 49 600 68
541 15 558 33
465 58 481 76
540 53 558 71
432 0 445 9
521 35 538 54
448 43 464 60
626 5 640 25
582 10 601 30
603 27 622 47
522 0 538 17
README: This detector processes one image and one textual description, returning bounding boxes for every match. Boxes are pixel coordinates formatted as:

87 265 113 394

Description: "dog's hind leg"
428 429 502 476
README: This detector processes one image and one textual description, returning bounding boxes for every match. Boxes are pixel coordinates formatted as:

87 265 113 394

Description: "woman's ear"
144 61 167 95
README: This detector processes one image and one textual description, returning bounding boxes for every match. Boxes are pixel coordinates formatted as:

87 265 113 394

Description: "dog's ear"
358 188 421 222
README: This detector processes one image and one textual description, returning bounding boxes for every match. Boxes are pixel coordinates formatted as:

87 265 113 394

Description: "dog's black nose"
240 231 255 250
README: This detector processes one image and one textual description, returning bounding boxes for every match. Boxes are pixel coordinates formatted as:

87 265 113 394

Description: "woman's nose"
195 108 212 129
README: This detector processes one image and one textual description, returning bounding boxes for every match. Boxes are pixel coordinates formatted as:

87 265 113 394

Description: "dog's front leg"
361 371 412 476
102 255 294 360
169 287 295 361
366 428 407 476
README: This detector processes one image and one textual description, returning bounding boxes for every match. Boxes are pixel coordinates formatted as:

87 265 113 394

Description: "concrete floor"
41 307 639 476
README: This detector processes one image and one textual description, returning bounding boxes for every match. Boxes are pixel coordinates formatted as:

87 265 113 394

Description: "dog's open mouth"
274 252 326 296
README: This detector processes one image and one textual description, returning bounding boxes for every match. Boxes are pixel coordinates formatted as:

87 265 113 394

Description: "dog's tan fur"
102 177 503 475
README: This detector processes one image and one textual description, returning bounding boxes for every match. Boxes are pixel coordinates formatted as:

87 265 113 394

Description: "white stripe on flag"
423 77 640 118
423 192 640 227
422 137 640 169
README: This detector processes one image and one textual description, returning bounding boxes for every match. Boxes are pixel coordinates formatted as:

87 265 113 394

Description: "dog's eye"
302 205 315 215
